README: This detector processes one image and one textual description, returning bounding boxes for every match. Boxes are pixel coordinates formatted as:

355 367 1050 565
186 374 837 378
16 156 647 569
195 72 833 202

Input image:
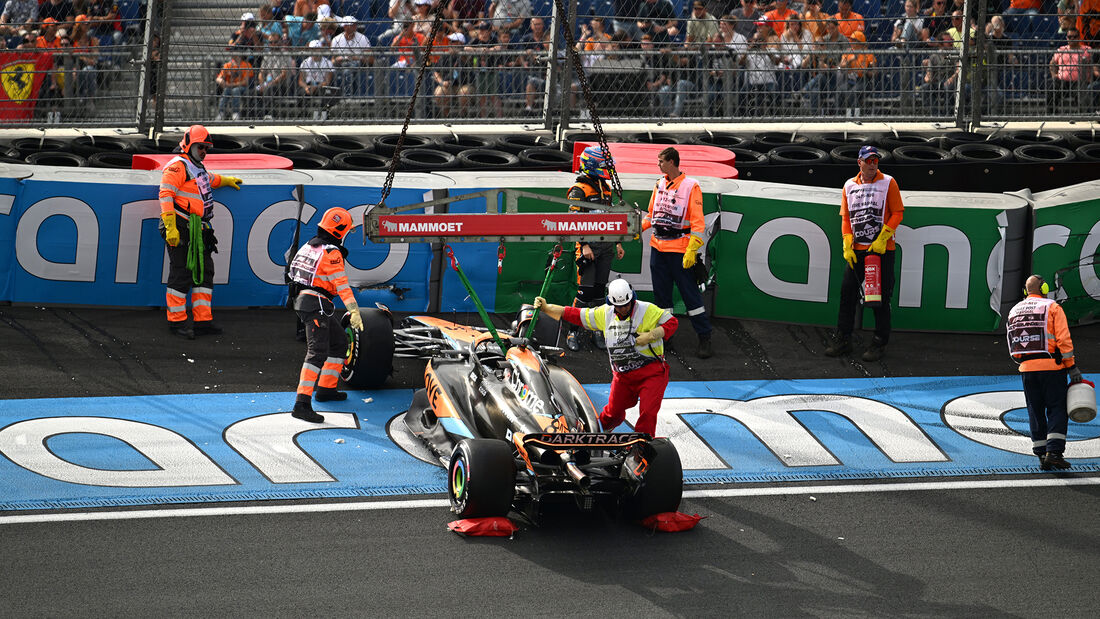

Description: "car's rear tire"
449 439 516 518
623 438 683 520
340 308 394 389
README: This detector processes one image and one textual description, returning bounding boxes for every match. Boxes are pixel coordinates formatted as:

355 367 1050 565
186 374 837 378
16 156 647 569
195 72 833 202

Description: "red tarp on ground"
572 142 738 179
131 153 294 171
447 517 519 537
639 511 706 532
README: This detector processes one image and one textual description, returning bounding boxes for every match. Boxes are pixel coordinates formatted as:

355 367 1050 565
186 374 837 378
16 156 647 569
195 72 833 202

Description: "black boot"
862 336 887 362
193 321 223 336
824 334 852 357
168 323 195 340
315 388 347 402
697 336 713 359
1041 452 1072 471
292 399 325 423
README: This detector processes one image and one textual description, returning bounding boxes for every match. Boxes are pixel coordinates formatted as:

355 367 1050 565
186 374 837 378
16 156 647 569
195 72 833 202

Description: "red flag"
0 51 54 121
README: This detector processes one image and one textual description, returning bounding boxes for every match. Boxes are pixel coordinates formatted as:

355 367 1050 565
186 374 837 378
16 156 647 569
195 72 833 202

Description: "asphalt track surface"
3 305 1100 617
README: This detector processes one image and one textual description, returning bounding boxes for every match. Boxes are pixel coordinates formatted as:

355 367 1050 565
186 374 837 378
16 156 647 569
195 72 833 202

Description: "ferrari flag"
0 51 53 121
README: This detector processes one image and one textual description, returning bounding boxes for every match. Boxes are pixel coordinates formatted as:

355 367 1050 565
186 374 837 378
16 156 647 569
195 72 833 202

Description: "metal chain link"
550 0 626 206
377 1 450 207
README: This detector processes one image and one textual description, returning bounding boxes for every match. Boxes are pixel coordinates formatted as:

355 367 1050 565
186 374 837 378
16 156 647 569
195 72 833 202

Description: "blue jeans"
658 79 696 117
650 247 712 339
218 85 247 114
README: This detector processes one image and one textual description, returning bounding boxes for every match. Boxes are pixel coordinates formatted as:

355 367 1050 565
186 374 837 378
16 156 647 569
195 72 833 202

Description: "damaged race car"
342 305 683 522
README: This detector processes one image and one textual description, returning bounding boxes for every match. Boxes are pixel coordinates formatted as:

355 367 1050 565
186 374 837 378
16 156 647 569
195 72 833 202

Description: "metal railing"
0 2 1095 131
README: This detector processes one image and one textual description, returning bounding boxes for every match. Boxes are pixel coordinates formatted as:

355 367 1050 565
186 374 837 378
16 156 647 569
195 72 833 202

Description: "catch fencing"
0 0 1095 130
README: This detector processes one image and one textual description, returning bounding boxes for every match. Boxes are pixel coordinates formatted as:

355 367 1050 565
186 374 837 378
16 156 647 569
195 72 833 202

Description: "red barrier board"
571 142 738 178
132 153 294 171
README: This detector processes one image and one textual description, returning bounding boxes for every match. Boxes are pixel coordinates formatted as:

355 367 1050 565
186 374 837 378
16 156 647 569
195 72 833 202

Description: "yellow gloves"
221 175 243 190
635 326 665 347
346 302 364 331
682 236 704 269
869 226 894 254
842 234 856 269
161 212 180 247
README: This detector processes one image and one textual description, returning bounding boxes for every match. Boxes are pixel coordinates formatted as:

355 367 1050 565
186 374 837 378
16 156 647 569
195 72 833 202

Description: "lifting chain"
549 0 627 207
376 0 450 209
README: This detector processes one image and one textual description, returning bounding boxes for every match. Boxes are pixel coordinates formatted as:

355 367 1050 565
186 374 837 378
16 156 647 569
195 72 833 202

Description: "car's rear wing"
521 432 650 450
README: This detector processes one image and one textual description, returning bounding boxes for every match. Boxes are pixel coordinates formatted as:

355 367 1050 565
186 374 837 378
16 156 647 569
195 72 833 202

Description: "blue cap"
858 145 881 161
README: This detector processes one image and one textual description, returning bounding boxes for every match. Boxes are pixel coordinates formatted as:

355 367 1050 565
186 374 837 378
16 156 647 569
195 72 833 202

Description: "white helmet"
606 279 635 307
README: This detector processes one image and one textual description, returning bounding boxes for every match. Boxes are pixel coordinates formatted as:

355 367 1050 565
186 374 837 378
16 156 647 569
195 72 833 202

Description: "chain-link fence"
0 0 1095 130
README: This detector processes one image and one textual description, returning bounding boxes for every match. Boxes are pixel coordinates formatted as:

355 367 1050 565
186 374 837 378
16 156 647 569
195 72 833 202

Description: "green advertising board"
1032 181 1100 325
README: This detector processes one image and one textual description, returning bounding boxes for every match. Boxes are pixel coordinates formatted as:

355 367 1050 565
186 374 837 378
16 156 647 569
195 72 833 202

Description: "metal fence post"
152 0 171 135
135 0 160 132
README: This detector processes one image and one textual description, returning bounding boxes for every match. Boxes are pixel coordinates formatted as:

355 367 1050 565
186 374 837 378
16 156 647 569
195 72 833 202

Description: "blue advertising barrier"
1 376 1097 511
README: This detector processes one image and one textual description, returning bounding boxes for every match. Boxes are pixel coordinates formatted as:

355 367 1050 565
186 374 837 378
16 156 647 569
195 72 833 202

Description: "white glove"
635 326 665 347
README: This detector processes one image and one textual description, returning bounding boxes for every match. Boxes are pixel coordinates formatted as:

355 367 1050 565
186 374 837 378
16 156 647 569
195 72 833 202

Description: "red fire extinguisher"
863 254 882 307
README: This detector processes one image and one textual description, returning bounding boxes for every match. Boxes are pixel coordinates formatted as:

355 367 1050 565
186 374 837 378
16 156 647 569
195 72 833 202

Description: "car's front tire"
448 438 516 518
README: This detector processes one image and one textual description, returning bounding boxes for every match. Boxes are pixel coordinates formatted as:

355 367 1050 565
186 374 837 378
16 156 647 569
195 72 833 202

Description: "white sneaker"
215 112 225 121
230 112 240 121
263 114 274 121
312 110 320 121
320 110 328 120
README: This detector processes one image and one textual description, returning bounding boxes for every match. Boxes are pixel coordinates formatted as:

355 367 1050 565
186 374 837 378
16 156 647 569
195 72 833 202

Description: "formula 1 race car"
341 306 683 522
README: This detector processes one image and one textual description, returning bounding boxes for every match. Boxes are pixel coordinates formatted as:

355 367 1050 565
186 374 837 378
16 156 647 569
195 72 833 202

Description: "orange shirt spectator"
1078 0 1100 41
834 0 865 38
217 56 254 88
392 28 425 66
1009 0 1041 9
765 0 797 36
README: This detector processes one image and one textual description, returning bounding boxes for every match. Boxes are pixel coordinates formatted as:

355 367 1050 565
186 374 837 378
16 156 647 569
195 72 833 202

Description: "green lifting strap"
445 244 507 355
525 244 563 340
186 213 204 286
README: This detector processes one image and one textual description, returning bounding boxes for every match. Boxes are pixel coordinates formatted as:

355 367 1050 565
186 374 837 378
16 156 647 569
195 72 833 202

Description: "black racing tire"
449 438 516 519
340 308 395 389
1001 130 1067 150
514 304 562 347
727 147 769 167
133 135 183 153
313 135 375 158
949 143 1014 163
71 136 134 157
752 131 812 150
495 134 560 154
25 151 87 167
373 133 436 157
455 148 519 169
1013 144 1076 163
1065 130 1100 148
631 132 683 144
86 151 135 168
690 132 750 148
814 132 878 149
12 137 69 157
830 145 893 164
283 151 333 169
435 134 498 154
877 132 931 150
623 438 683 520
331 151 391 171
397 147 456 170
208 134 250 153
767 144 830 164
517 147 573 171
1075 143 1100 161
938 131 998 149
251 135 314 155
892 144 955 163
560 131 604 153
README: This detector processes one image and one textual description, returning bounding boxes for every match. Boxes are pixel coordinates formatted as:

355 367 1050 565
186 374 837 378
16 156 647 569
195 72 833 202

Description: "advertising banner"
1032 181 1100 326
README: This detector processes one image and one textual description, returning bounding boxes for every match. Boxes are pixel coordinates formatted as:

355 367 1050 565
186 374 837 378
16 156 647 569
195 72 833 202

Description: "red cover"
639 511 705 532
131 153 294 171
0 52 54 121
572 142 738 179
447 517 518 537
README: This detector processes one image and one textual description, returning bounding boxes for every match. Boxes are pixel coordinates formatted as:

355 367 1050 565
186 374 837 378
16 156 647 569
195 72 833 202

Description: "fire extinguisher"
863 253 882 307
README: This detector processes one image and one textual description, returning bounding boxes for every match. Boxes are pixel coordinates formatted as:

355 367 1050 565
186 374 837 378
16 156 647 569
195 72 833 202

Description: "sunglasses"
195 144 210 151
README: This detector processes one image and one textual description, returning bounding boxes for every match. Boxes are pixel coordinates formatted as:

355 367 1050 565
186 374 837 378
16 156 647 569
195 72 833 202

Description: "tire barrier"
373 133 435 157
12 137 70 157
767 144 830 164
1065 130 1100 148
133 135 183 153
830 144 894 164
892 144 955 163
281 151 333 169
331 151 391 171
517 147 574 171
1013 144 1076 163
878 132 932 150
455 148 519 170
753 131 813 150
312 135 374 158
630 132 682 144
494 134 559 154
25 151 87 167
396 147 456 171
726 147 769 167
949 143 1014 163
86 151 135 168
1001 130 1067 150
815 132 877 150
208 134 250 153
1075 143 1100 161
938 131 999 149
691 132 751 148
435 134 497 155
251 136 314 155
71 136 133 158
560 131 603 153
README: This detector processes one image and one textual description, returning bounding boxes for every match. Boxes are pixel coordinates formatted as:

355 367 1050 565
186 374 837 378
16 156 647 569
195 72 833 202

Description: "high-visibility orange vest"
159 155 224 221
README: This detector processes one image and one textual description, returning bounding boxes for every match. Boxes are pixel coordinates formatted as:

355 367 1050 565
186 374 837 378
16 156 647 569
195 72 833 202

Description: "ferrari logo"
1 61 35 102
